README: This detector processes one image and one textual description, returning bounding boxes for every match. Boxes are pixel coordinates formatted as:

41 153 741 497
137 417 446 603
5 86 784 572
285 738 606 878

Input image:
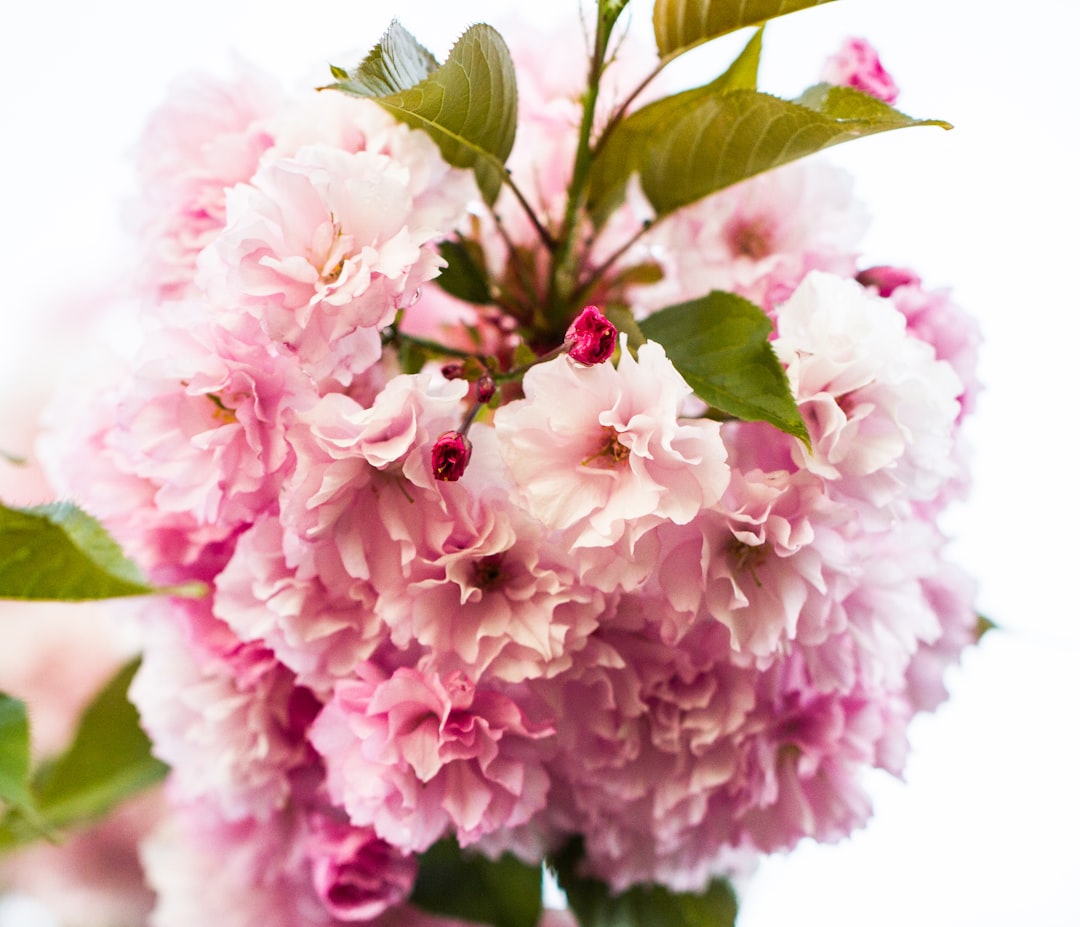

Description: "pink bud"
565 305 617 366
821 37 899 104
441 362 465 380
475 374 496 404
431 431 472 481
857 265 921 297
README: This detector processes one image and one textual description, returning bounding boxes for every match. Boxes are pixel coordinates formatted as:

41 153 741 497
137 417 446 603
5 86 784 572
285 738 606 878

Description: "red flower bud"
856 265 921 298
475 374 497 404
565 305 617 366
441 362 465 380
431 431 472 481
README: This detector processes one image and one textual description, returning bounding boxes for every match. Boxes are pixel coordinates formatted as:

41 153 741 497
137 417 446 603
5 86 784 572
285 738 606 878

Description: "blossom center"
581 426 630 469
728 538 770 587
726 217 774 260
205 391 240 425
472 553 506 590
313 218 352 284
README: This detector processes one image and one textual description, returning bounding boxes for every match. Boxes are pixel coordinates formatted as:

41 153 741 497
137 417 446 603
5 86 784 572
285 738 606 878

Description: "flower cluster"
39 13 979 927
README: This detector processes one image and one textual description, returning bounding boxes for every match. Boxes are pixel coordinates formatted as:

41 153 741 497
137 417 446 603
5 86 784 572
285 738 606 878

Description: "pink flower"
904 559 979 713
143 801 331 927
773 272 963 521
432 431 473 481
310 665 553 853
278 373 468 584
111 301 312 531
367 445 608 684
213 514 388 694
636 162 868 316
198 144 469 387
796 517 946 695
530 620 760 892
821 37 900 104
305 812 416 921
38 352 235 577
133 64 283 301
130 600 311 821
652 466 858 657
494 338 730 549
880 274 983 421
565 305 618 366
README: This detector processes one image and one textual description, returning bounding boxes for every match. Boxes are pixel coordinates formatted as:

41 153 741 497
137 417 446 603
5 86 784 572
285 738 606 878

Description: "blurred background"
1 1 1077 924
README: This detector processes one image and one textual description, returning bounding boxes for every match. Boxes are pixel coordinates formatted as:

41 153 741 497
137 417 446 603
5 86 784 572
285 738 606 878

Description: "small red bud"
475 374 497 404
856 265 921 298
431 431 472 481
441 362 465 380
565 305 617 366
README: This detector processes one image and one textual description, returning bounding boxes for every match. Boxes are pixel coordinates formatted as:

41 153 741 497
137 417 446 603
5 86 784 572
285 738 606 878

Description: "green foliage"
410 838 543 927
437 238 495 305
975 613 997 641
0 659 168 851
713 25 764 92
653 0 836 60
334 19 439 97
398 338 429 375
0 500 203 601
639 291 809 446
32 658 167 830
0 501 155 601
601 0 633 26
0 695 34 816
604 304 647 353
590 81 950 223
326 22 518 205
553 837 738 927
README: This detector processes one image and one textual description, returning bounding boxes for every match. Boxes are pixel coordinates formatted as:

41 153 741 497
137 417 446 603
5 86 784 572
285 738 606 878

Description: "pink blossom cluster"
40 33 978 925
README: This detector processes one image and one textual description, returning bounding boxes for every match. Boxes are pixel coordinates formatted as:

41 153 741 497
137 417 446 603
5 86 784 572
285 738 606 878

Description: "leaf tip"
975 613 997 642
162 580 211 600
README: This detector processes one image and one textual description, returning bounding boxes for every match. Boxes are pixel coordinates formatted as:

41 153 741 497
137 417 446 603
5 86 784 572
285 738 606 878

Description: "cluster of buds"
430 306 618 482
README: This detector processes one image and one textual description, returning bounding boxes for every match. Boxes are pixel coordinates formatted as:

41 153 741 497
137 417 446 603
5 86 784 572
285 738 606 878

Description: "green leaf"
795 81 951 126
975 613 997 642
653 0 835 60
30 658 167 831
0 695 33 813
436 238 495 305
0 501 204 601
410 838 543 927
326 22 517 205
589 83 950 222
639 291 809 445
713 26 763 93
553 837 738 927
398 339 427 375
0 501 156 601
330 20 439 98
607 262 665 291
604 303 647 353
601 0 633 26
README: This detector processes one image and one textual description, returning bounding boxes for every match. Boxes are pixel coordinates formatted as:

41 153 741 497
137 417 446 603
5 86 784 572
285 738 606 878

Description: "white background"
1 1 1078 924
